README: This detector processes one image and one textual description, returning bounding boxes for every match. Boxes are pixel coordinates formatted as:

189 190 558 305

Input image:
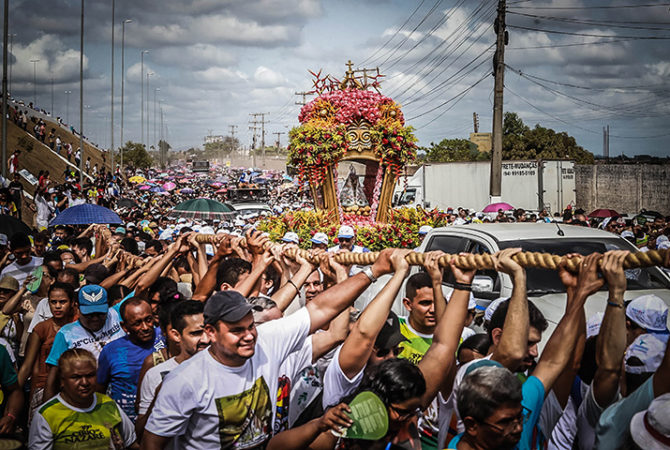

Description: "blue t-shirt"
448 375 546 450
97 328 164 422
46 301 127 365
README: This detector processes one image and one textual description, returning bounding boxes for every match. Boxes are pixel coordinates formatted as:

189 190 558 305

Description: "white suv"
398 223 670 346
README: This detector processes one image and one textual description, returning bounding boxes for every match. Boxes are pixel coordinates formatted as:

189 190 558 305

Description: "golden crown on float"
288 61 418 225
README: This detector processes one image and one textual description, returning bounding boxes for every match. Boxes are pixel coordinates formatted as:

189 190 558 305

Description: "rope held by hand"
193 234 668 273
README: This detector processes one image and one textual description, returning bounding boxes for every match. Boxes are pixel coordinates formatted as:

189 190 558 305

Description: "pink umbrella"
215 188 228 194
210 182 222 188
138 184 152 191
482 202 514 213
163 182 176 191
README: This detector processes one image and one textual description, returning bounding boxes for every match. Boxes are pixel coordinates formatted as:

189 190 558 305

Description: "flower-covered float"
288 61 417 225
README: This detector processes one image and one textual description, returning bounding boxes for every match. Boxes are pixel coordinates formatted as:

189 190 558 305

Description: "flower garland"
288 123 348 186
370 123 418 179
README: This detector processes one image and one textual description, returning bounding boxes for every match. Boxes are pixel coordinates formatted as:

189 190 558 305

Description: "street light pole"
110 0 115 171
79 0 84 185
146 71 153 148
2 0 8 178
29 58 39 107
8 33 14 96
65 90 71 124
140 49 149 149
154 87 159 150
120 19 132 171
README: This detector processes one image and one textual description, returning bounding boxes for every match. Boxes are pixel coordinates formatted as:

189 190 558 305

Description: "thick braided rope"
194 234 668 272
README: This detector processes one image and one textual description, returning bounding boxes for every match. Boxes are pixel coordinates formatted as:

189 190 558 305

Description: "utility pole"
110 0 115 170
8 33 14 96
160 105 164 168
30 59 39 107
120 19 132 171
249 112 268 166
489 0 507 203
248 122 258 168
2 0 8 178
294 91 311 106
140 49 149 148
229 124 238 157
473 112 479 133
79 0 84 185
50 76 54 115
146 72 153 147
273 131 285 156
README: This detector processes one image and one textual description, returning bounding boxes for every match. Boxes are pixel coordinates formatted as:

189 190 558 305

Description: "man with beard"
136 300 210 437
96 298 164 422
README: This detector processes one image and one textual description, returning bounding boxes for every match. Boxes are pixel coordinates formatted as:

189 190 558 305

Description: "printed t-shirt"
46 303 125 365
594 375 654 449
398 317 439 448
138 356 179 415
29 392 135 449
145 307 311 450
97 330 165 422
321 344 366 409
1 256 43 285
448 375 546 450
0 345 17 406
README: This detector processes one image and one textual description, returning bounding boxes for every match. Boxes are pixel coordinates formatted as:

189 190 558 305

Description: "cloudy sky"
6 0 670 157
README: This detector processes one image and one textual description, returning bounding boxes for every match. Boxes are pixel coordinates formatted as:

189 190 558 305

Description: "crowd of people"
0 185 668 449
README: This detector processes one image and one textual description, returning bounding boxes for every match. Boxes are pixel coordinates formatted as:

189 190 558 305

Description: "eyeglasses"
478 406 531 434
375 346 402 358
389 404 421 421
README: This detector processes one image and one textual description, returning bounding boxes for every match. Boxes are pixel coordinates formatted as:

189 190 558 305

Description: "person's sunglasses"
389 404 421 421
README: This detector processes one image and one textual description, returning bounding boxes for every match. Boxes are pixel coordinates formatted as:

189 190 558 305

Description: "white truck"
393 159 575 213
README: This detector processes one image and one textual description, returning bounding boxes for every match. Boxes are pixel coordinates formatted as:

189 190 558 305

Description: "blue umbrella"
150 186 165 193
50 203 123 226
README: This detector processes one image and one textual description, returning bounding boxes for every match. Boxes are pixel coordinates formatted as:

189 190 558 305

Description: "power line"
508 3 670 10
507 24 670 39
507 38 643 49
507 11 670 31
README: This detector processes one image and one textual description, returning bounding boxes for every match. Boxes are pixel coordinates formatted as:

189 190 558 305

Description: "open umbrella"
128 176 146 183
171 198 234 220
215 188 228 195
117 198 137 208
181 188 194 194
163 182 176 191
482 202 514 213
0 215 31 239
150 186 165 193
50 204 123 226
588 209 620 218
138 184 152 190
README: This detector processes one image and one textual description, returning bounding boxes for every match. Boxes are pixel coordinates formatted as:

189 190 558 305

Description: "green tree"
502 112 594 164
119 141 153 169
203 136 240 160
424 138 489 162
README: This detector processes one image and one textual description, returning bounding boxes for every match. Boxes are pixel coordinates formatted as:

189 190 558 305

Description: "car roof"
433 223 618 242
229 203 271 210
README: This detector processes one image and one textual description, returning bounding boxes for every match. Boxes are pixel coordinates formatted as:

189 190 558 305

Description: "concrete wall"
575 164 670 215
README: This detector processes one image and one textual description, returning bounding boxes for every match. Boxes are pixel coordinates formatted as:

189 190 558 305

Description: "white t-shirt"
138 357 179 415
145 307 311 449
549 380 589 450
275 336 318 431
2 256 43 285
28 297 52 333
321 344 366 409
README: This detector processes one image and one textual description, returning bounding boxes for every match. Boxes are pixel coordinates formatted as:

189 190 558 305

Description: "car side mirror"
472 275 494 293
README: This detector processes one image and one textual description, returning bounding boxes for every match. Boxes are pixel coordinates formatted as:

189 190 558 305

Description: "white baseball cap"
418 225 433 235
630 393 670 450
338 225 355 239
445 290 476 310
625 333 667 374
626 294 669 332
0 233 7 246
621 230 635 239
586 312 604 339
281 232 299 244
311 232 329 245
484 297 508 322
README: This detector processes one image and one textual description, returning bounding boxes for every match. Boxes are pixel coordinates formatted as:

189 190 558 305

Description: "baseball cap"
204 291 254 325
78 285 109 315
114 227 126 235
281 232 300 244
418 225 433 236
621 230 635 239
586 312 604 339
465 358 504 376
0 275 19 292
0 233 7 246
338 225 355 239
84 263 110 285
626 294 669 332
374 311 408 351
625 333 667 374
484 297 507 322
630 393 670 450
311 232 329 245
446 290 476 310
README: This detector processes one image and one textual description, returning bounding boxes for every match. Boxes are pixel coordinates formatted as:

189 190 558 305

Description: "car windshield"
498 238 670 295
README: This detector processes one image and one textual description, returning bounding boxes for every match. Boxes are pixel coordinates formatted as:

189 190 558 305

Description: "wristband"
5 412 15 421
453 282 472 291
362 266 377 283
607 301 624 308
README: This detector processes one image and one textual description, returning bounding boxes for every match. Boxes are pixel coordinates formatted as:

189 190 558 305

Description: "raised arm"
271 251 318 313
491 248 529 369
418 256 475 407
191 235 233 301
533 253 604 393
592 251 629 406
335 250 410 379
423 251 447 320
134 236 189 297
1 281 28 316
